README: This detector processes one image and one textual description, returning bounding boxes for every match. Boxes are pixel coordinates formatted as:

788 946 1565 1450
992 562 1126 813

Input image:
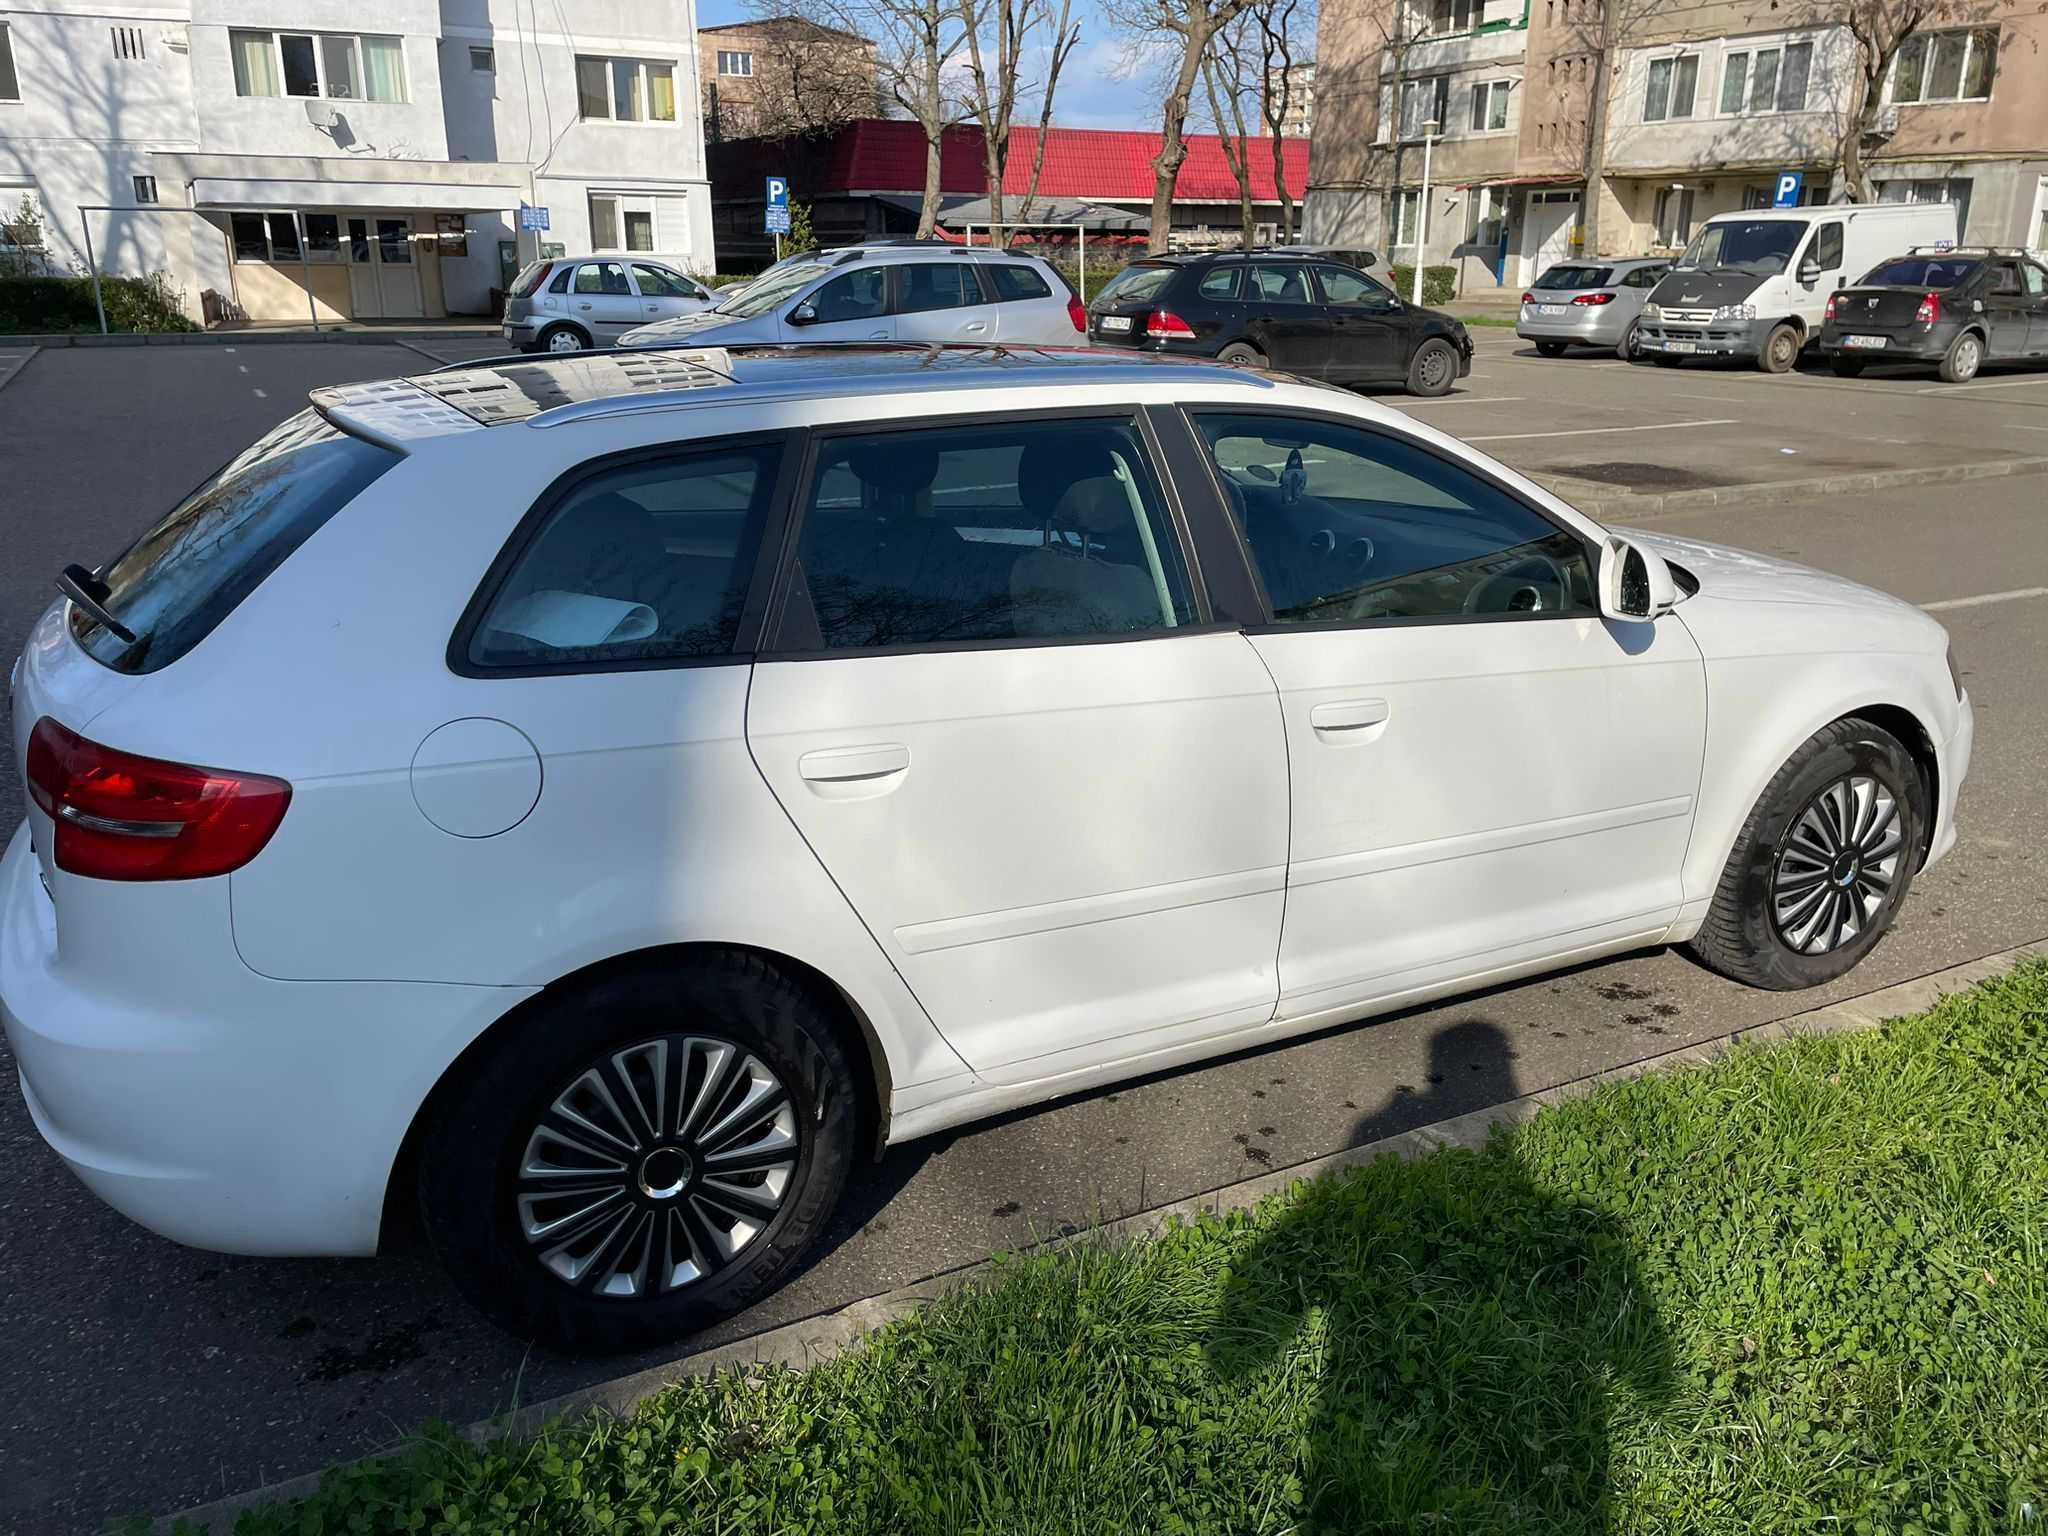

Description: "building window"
1720 39 1813 115
1465 184 1506 245
717 49 754 77
132 175 158 204
0 21 20 100
1877 177 1973 236
230 31 407 102
1469 79 1511 131
1653 186 1695 245
228 211 350 262
470 46 495 73
1389 188 1422 246
1886 28 1997 104
576 55 677 122
1399 75 1451 138
111 26 145 61
1643 54 1698 121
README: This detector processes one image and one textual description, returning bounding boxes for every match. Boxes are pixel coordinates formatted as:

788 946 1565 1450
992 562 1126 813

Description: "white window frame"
230 30 408 103
1718 37 1815 118
1389 188 1423 247
576 55 679 124
1399 74 1451 140
1468 78 1512 133
0 21 21 102
1883 28 1998 105
1418 0 1481 38
1652 186 1695 246
717 49 754 77
1642 53 1699 122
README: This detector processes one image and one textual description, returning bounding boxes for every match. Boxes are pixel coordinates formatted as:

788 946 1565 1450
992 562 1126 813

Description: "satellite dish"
304 99 342 129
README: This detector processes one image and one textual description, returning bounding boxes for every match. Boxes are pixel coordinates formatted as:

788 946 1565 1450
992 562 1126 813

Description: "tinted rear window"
71 411 398 674
510 261 554 297
1534 265 1612 289
1859 257 1978 288
989 264 1053 301
1091 264 1176 309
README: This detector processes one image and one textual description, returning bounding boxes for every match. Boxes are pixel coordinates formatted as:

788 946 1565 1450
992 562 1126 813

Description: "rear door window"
1247 264 1314 303
898 262 979 313
988 264 1052 301
71 411 398 674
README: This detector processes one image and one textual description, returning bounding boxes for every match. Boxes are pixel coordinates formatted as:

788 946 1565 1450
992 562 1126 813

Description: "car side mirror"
1798 261 1822 284
1598 535 1679 623
789 301 818 325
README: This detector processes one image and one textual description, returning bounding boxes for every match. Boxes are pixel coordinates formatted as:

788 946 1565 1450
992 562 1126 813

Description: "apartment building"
0 0 714 323
1265 60 1316 137
1305 0 2047 290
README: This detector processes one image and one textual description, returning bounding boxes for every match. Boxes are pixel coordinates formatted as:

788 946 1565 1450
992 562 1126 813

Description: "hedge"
0 272 197 334
1388 264 1459 307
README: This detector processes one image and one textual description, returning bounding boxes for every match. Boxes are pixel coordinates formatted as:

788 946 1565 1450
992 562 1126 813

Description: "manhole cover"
1565 461 1727 490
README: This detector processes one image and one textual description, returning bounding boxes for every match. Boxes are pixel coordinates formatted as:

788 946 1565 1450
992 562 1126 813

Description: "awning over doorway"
190 176 525 213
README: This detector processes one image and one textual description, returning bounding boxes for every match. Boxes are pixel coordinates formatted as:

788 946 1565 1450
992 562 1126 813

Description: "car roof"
307 344 1278 447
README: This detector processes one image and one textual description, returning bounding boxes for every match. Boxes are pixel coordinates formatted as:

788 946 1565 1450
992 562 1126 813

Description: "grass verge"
1449 312 1519 327
188 963 2048 1534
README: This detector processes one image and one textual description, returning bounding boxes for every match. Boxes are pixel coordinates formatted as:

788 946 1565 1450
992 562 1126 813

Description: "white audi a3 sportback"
2 346 1970 1350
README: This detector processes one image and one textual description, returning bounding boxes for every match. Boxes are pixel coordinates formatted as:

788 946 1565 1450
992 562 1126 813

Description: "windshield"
1090 263 1176 310
1534 264 1612 289
1675 221 1804 275
713 262 832 318
1860 256 1979 288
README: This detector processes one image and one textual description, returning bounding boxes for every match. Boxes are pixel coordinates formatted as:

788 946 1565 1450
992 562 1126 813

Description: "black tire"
1688 718 1928 991
419 949 864 1351
537 323 589 354
1614 320 1640 362
1757 322 1801 374
1406 337 1459 396
1938 329 1985 384
1830 355 1867 378
1217 341 1267 368
1535 340 1568 357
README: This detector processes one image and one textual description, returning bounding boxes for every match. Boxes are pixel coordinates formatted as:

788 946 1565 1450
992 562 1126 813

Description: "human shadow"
1206 1019 1675 1533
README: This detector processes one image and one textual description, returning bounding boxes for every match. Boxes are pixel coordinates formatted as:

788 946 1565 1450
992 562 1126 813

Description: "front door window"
375 219 412 265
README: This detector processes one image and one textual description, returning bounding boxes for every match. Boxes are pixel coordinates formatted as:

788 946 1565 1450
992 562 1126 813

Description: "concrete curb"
0 328 500 350
1540 454 2048 520
0 345 37 394
159 939 2043 1534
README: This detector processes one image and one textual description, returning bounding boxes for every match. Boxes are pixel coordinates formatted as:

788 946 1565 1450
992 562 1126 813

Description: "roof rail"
1905 244 2026 257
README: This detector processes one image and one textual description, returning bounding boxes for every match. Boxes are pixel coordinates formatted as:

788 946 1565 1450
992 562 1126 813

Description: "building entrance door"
346 215 423 319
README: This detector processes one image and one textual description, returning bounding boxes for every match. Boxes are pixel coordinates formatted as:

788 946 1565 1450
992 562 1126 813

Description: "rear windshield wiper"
57 563 138 645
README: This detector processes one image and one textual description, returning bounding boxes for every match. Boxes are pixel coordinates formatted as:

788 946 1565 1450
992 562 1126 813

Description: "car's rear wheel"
1217 341 1267 368
1614 321 1641 361
540 324 589 354
419 950 862 1351
1535 340 1568 357
1407 337 1459 396
1939 330 1984 384
1689 718 1926 990
1830 355 1867 378
1757 322 1801 374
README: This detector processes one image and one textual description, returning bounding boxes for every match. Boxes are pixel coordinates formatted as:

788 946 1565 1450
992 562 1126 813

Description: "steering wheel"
1462 552 1573 615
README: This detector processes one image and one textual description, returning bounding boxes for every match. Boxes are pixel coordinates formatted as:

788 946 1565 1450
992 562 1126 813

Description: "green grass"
1451 312 1519 327
195 963 2048 1535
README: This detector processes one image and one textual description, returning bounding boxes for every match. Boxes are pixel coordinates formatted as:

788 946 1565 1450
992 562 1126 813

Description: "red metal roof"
827 119 1307 203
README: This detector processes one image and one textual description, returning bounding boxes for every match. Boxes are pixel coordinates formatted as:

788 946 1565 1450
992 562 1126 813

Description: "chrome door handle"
867 329 889 339
1310 698 1391 735
964 320 989 333
577 302 593 311
799 743 911 782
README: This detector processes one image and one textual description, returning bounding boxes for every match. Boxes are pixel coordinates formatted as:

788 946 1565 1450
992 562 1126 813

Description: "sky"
696 0 1168 132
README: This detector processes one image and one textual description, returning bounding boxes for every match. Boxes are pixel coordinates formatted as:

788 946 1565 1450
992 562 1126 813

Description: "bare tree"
736 12 890 140
1014 0 1083 226
1198 12 1262 247
1111 0 1259 253
1251 0 1312 241
957 0 1030 241
804 0 966 235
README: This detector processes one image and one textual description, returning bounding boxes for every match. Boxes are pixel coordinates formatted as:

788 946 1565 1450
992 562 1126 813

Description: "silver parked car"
503 254 716 353
1517 258 1670 359
619 245 1086 350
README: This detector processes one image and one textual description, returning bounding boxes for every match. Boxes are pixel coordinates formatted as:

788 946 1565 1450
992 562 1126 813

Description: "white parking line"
1915 377 2048 394
1466 418 1738 444
252 387 267 398
1400 395 1527 407
238 364 249 373
1922 587 2048 612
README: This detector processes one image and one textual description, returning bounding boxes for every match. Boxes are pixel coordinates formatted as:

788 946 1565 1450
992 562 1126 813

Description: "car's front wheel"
1407 337 1459 396
1689 718 1927 990
419 950 863 1351
1614 321 1642 362
1757 322 1801 374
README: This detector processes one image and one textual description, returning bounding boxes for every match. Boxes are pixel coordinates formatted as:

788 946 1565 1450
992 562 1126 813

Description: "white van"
1637 202 1960 372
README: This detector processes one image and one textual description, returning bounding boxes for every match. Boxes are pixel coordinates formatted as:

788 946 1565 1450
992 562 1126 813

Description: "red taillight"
1915 292 1940 325
1825 292 1840 322
1571 291 1617 305
1066 294 1087 333
1520 291 1534 304
1145 309 1195 338
24 717 291 881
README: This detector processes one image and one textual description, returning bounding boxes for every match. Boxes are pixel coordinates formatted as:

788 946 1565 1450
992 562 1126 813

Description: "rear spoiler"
308 378 483 454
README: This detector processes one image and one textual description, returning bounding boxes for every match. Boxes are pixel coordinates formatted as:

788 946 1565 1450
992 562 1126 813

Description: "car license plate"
1536 304 1567 316
1098 315 1132 333
1843 334 1888 350
1664 340 1698 354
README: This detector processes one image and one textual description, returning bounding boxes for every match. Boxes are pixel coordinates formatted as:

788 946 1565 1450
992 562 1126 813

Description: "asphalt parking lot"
1 340 2046 1533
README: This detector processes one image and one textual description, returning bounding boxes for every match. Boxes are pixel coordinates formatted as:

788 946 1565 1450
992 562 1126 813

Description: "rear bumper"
0 822 533 1256
1518 306 1626 345
1818 325 1948 363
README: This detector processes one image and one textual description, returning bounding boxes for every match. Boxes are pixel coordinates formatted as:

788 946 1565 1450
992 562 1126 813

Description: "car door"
629 261 706 324
1982 261 2031 358
744 412 1289 1082
892 260 998 344
780 266 896 342
571 260 643 341
1184 407 1707 1023
1312 263 1408 382
2023 261 2048 356
1244 261 1333 376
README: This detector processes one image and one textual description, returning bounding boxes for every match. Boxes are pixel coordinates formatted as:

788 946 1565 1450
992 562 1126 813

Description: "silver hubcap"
516 1036 800 1298
1772 775 1903 955
1954 337 1980 379
548 331 583 352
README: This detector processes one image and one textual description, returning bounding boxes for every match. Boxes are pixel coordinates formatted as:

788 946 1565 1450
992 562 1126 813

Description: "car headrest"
1018 434 1125 521
846 441 940 516
1053 475 1132 534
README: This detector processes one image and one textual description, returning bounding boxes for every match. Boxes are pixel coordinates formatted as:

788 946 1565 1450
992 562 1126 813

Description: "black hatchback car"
1085 252 1475 396
1820 247 2048 383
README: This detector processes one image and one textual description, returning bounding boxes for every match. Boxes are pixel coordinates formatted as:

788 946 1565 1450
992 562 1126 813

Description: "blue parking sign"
1772 172 1803 209
765 175 792 235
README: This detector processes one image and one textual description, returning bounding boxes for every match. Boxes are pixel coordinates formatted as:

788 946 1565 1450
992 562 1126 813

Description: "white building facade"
0 0 714 323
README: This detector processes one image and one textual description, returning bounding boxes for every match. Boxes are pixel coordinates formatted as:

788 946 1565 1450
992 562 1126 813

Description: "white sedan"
2 345 1970 1351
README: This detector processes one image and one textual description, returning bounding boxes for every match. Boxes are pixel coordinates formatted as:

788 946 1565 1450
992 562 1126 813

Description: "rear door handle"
867 329 889 340
964 319 989 334
1310 698 1391 734
799 743 911 782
